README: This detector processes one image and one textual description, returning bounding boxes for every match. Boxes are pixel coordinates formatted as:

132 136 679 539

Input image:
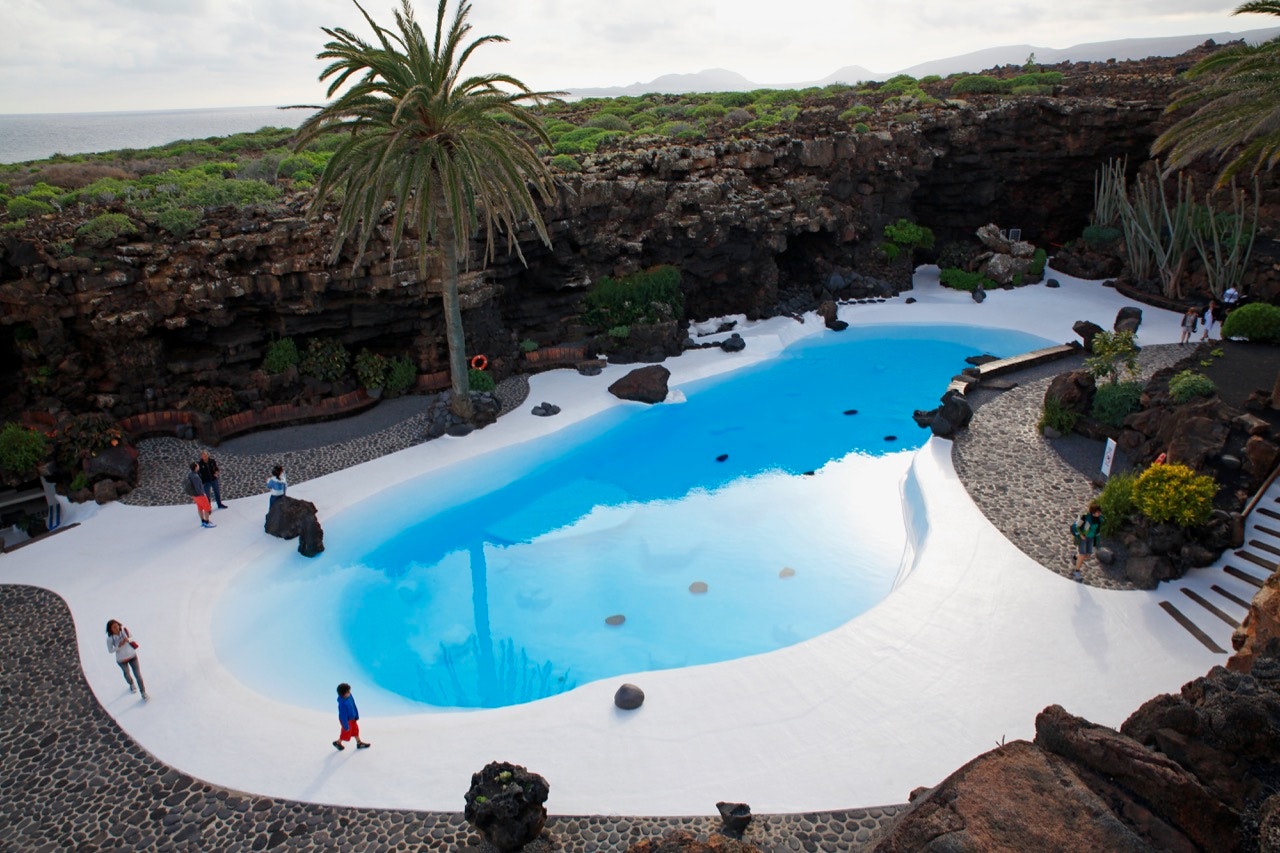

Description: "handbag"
129 640 139 649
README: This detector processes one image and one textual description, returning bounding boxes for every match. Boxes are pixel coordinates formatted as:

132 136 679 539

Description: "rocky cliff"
0 47 1254 425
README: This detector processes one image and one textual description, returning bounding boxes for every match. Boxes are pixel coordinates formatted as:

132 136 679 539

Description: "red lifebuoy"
470 355 488 371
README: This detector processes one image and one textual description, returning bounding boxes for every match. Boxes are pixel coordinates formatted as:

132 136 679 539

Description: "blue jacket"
338 693 359 727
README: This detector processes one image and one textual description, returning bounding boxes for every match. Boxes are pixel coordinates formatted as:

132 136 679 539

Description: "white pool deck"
0 267 1228 816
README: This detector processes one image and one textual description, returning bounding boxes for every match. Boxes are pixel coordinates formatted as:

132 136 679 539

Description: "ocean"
0 105 316 165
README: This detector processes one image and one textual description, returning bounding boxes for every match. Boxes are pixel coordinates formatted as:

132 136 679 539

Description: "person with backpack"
185 462 215 528
1071 502 1103 577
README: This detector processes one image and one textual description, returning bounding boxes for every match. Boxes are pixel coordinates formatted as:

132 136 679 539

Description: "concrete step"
1158 601 1229 653
1211 584 1252 610
1225 564 1267 589
1234 549 1277 572
1180 588 1240 628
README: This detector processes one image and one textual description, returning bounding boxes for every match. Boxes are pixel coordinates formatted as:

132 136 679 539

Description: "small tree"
1085 330 1140 385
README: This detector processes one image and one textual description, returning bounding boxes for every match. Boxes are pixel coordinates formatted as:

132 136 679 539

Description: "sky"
2 0 1274 114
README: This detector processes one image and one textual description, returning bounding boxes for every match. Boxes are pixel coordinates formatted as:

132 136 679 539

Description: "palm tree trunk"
433 189 473 419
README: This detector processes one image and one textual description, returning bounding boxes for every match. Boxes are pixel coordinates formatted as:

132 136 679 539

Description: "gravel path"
952 343 1188 589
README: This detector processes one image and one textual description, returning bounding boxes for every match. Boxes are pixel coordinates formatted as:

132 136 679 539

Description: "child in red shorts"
333 682 371 750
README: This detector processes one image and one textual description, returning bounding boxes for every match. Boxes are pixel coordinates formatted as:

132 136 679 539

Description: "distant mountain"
564 26 1280 98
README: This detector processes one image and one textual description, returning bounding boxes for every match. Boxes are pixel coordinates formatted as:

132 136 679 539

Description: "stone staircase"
1156 480 1280 654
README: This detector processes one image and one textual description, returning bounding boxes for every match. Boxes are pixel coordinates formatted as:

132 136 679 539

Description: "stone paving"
121 377 533 508
952 342 1187 589
0 582 906 850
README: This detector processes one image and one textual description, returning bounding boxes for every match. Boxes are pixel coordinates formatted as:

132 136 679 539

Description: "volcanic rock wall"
0 88 1177 421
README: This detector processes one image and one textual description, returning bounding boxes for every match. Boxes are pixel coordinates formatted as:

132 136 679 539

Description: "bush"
155 205 201 237
183 386 239 418
1132 462 1217 527
354 349 389 389
691 104 727 120
52 413 122 471
1085 330 1139 384
1030 247 1047 276
385 356 417 395
550 154 581 173
1222 302 1280 342
883 218 934 251
724 108 753 127
0 423 48 479
583 265 684 328
950 75 1008 95
468 368 496 393
1039 396 1077 435
853 122 870 133
939 268 992 292
880 242 901 261
608 324 630 339
300 337 350 382
6 196 55 219
520 339 539 353
840 105 873 123
936 241 972 271
75 213 138 246
1091 381 1143 427
1082 225 1121 248
1097 471 1136 537
262 337 299 374
1168 369 1216 403
584 113 631 131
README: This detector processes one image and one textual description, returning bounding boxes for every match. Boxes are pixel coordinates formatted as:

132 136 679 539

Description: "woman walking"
105 619 148 700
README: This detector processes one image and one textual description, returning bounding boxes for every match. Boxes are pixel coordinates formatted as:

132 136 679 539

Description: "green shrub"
1009 71 1064 88
883 218 934 251
550 154 581 172
608 325 631 339
713 92 754 108
155 205 201 237
300 337 350 382
262 337 299 374
583 265 684 328
1011 84 1054 96
69 471 89 491
520 339 539 353
880 242 901 261
939 268 992 292
1222 302 1280 342
1029 247 1048 276
468 367 496 393
839 105 874 122
354 349 389 389
936 241 972 270
75 213 138 246
584 113 632 131
1039 396 1077 435
853 122 870 133
0 423 48 479
1168 369 1216 403
6 196 55 219
950 75 1008 95
1085 330 1139 384
1097 471 1136 537
1082 225 1121 248
692 104 727 120
1132 462 1217 527
385 356 417 395
1091 381 1143 427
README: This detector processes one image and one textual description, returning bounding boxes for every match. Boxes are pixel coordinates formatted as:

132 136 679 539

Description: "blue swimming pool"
217 324 1052 710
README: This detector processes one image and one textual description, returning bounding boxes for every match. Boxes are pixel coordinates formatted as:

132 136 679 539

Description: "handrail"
1241 457 1280 520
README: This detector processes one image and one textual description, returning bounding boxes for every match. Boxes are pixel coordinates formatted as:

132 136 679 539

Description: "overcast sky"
2 0 1272 114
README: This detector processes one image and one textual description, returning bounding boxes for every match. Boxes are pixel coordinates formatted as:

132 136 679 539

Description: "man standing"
198 450 228 509
185 462 215 528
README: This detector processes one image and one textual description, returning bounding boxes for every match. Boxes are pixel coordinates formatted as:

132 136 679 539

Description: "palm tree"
1152 2 1280 185
294 0 559 417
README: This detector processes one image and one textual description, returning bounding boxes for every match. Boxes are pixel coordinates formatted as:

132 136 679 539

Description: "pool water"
217 324 1052 710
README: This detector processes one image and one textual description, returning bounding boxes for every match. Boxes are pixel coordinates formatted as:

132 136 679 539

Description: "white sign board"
1101 438 1117 477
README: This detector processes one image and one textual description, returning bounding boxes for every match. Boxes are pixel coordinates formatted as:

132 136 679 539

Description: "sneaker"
217 504 228 509
202 521 216 528
129 685 137 693
356 742 371 749
141 692 149 700
332 740 344 751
